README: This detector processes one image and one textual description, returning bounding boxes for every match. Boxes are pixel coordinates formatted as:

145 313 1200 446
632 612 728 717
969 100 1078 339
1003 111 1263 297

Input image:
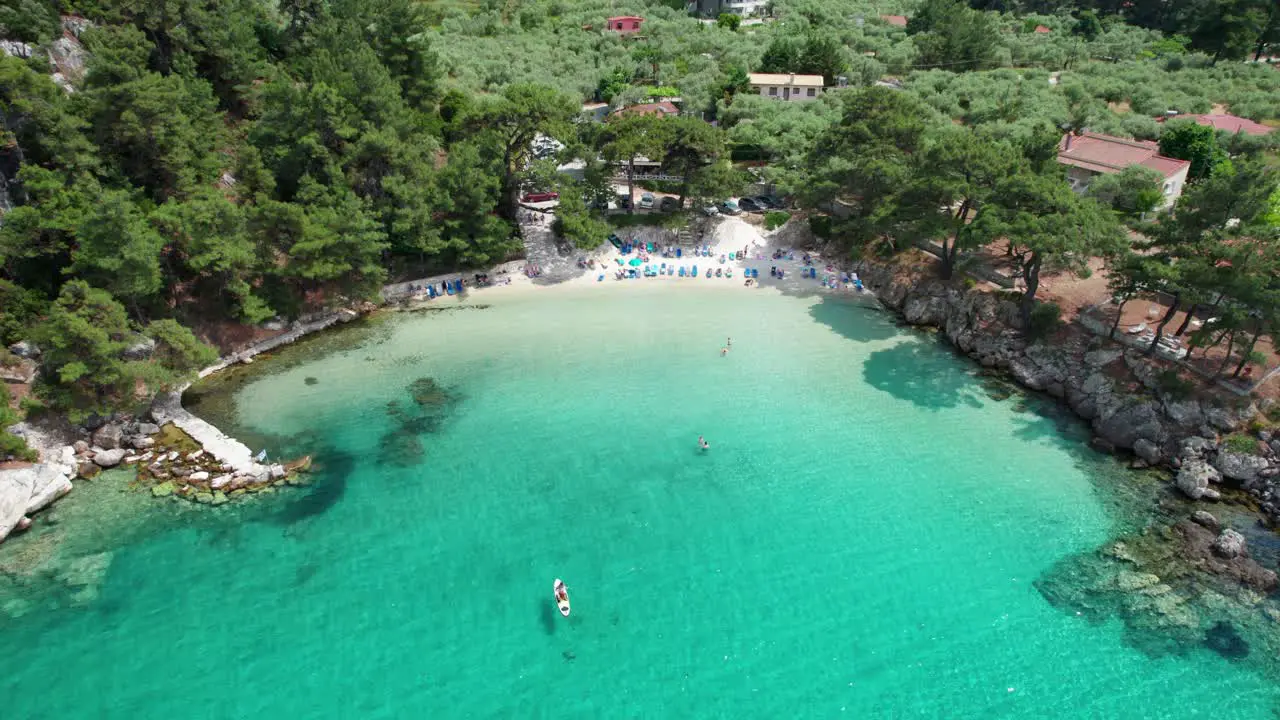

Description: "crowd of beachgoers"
388 216 867 303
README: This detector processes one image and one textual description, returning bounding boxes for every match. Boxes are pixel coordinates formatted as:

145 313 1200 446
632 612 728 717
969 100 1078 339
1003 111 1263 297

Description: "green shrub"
1027 302 1062 339
0 383 36 462
764 211 791 230
1223 433 1259 455
962 277 977 290
809 214 832 239
1156 369 1195 400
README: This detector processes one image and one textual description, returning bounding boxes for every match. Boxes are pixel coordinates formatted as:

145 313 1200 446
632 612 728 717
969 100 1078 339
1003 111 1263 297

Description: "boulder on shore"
1176 459 1222 501
1212 529 1248 559
1190 511 1220 531
92 448 127 468
1213 452 1269 484
0 464 73 542
1133 438 1162 465
91 423 123 450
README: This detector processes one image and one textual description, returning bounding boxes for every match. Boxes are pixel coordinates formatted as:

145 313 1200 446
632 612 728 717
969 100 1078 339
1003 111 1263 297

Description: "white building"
692 0 767 16
747 73 824 101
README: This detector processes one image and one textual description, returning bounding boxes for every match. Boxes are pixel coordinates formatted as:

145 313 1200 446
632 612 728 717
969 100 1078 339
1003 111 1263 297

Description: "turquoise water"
2 284 1279 718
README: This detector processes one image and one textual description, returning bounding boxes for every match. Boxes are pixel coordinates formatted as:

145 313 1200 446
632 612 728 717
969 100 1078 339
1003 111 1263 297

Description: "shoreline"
6 220 1280 674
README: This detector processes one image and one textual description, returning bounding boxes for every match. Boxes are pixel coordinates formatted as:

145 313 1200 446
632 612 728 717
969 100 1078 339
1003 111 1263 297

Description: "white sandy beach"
388 216 872 303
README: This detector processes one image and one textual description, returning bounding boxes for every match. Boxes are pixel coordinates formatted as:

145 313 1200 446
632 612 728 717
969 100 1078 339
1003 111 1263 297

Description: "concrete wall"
749 84 821 101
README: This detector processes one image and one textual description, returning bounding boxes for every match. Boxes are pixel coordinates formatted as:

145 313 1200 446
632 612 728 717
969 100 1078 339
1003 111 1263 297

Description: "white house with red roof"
1057 132 1190 210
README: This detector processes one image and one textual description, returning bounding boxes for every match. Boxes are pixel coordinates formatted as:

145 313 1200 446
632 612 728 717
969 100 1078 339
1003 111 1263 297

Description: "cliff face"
854 260 1280 519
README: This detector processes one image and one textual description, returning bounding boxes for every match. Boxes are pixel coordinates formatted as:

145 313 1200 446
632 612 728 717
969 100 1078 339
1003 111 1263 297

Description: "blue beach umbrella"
629 257 643 266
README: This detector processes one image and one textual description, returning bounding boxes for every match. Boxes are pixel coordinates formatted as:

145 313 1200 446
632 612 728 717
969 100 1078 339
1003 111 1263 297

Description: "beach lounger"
676 248 682 258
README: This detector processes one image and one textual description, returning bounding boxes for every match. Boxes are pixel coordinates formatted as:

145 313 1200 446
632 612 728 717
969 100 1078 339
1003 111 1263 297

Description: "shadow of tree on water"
807 296 900 344
862 338 984 411
274 449 353 527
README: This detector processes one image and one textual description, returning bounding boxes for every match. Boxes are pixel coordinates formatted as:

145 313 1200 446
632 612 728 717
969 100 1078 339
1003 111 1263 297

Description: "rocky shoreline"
852 258 1278 515
853 256 1280 670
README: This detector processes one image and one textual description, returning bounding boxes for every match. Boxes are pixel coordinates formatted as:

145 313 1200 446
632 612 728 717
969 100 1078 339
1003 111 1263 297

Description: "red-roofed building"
606 16 644 33
1033 24 1051 33
1057 132 1190 210
880 14 908 27
1158 113 1274 136
609 101 679 120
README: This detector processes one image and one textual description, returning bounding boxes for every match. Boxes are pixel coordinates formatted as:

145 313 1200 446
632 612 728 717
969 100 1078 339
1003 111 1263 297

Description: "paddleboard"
554 579 570 617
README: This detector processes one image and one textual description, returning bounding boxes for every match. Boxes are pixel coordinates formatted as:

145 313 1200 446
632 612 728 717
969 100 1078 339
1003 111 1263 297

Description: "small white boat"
553 579 570 617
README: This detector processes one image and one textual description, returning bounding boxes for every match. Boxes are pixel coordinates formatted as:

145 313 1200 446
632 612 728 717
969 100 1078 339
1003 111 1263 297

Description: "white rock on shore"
1176 459 1222 501
0 464 73 542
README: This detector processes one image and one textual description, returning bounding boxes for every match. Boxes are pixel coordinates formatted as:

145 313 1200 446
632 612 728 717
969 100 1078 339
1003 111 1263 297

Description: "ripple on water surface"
2 285 1279 719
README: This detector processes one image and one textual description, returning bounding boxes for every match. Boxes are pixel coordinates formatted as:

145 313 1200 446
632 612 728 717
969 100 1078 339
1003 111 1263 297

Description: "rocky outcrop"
1176 460 1222 501
1214 452 1269 484
0 464 73 542
853 259 1280 517
91 423 123 450
92 448 126 468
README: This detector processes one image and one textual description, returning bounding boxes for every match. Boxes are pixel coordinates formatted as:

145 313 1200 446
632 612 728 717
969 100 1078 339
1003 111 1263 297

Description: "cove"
1 284 1278 719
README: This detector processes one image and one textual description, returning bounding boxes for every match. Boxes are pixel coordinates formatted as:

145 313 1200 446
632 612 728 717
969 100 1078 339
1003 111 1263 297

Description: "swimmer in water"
721 347 728 356
727 337 732 347
698 436 710 450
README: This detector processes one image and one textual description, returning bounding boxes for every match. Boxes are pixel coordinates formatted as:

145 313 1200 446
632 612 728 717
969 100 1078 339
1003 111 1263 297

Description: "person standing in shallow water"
727 337 732 348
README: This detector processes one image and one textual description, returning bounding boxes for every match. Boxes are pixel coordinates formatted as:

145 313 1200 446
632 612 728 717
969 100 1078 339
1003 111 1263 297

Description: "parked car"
752 195 777 209
738 198 761 213
522 191 560 203
616 195 632 210
639 192 655 209
659 196 679 212
701 205 719 216
719 199 740 215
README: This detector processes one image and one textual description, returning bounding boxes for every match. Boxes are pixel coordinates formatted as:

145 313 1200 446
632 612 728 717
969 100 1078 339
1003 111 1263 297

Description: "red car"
522 191 560 203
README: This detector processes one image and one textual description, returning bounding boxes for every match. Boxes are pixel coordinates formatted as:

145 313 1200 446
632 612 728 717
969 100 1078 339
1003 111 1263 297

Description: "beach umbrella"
629 257 643 266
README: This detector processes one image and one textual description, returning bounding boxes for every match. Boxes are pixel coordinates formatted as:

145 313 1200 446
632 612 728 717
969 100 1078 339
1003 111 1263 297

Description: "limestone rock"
193 492 214 504
77 462 99 480
0 464 73 542
137 423 161 436
122 336 157 360
91 423 123 450
188 471 210 482
1133 439 1161 465
1083 348 1122 367
72 440 89 454
903 294 948 326
0 40 34 58
1214 451 1269 484
151 482 175 498
211 491 229 506
92 448 126 468
210 474 233 489
1095 400 1165 450
1190 511 1220 531
6 340 40 359
1180 436 1216 460
1176 460 1222 501
130 436 155 450
1212 529 1247 559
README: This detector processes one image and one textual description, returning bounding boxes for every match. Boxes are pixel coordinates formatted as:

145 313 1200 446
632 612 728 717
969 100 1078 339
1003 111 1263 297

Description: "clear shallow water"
2 285 1279 718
